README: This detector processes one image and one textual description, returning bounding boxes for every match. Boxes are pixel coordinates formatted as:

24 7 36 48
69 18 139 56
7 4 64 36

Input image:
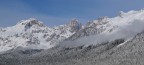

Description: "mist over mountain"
1 9 144 65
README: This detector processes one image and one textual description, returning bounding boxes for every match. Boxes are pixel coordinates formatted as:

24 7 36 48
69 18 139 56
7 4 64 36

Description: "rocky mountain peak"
68 19 82 32
18 18 45 27
97 16 109 24
85 16 109 28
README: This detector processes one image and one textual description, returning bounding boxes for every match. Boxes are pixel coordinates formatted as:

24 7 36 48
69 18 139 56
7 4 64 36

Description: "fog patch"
58 20 144 48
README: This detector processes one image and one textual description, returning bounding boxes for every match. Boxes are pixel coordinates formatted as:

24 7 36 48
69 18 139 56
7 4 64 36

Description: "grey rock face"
68 19 82 32
22 19 45 27
67 27 98 40
67 17 110 40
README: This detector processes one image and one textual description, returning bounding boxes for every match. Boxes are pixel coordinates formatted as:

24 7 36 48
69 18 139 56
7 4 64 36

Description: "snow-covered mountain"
1 9 144 52
0 18 82 52
69 10 144 40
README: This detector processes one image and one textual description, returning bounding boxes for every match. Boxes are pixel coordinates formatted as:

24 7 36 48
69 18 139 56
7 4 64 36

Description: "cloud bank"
59 20 144 48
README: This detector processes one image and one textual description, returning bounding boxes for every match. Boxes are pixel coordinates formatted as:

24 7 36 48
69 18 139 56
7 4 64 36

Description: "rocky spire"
68 19 82 32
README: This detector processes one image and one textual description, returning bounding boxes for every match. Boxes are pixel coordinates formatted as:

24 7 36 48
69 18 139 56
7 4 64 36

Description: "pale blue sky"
0 0 144 27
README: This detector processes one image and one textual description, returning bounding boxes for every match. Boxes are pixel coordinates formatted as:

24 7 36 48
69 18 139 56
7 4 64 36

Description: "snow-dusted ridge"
0 18 81 52
1 9 144 52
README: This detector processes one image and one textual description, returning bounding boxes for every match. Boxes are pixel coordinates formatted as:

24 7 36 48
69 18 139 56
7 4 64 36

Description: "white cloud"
59 20 144 48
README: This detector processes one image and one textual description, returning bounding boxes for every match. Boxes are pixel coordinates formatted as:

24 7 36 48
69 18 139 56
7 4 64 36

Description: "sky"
0 0 144 27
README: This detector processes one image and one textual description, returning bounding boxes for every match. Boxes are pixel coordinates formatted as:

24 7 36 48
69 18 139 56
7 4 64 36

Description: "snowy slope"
0 18 81 52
